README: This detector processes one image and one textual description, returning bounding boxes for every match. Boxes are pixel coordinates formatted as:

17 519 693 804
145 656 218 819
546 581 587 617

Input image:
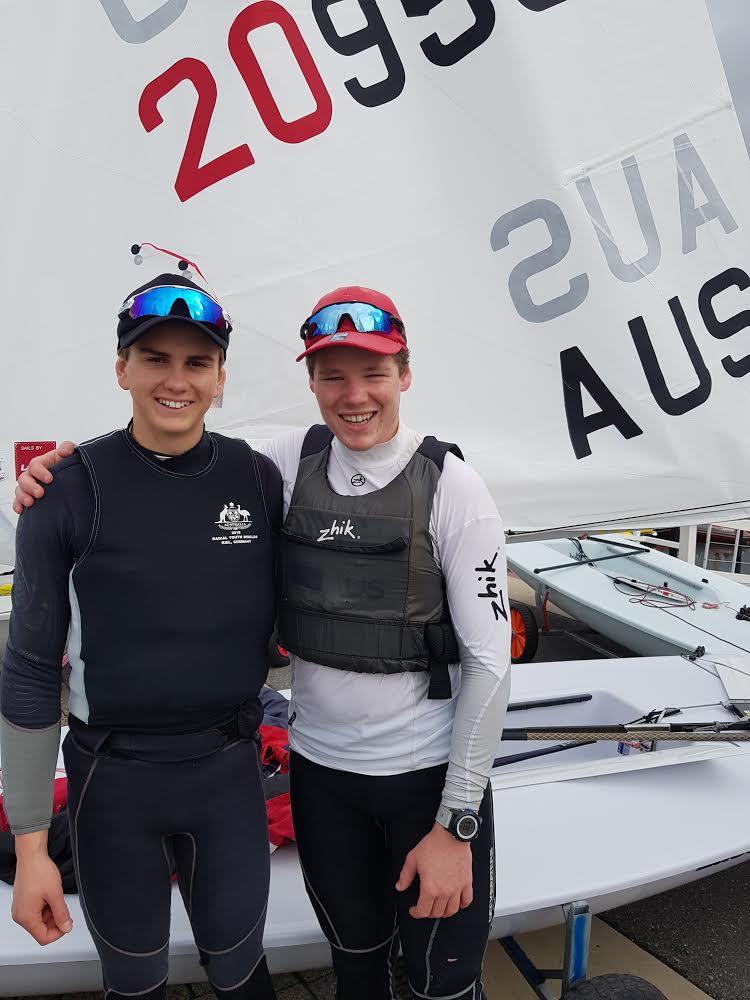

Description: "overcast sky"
707 0 750 152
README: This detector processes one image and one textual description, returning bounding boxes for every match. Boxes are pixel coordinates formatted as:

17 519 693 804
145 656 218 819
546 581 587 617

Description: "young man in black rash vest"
1 274 281 1000
15 285 512 1000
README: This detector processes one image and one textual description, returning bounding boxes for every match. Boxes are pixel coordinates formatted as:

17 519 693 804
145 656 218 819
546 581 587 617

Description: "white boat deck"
509 536 750 658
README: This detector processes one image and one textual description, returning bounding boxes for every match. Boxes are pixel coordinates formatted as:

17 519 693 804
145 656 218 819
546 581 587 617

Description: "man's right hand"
13 442 76 514
12 844 73 945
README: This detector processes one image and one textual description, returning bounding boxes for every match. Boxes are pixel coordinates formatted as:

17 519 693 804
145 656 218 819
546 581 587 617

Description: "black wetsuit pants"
289 752 494 1000
63 725 276 999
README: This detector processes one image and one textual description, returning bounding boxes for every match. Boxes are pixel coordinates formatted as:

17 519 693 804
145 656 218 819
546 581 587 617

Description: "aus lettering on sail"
491 132 747 460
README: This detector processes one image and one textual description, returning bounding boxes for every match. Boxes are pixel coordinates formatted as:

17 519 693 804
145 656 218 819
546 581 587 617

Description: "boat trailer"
500 901 666 999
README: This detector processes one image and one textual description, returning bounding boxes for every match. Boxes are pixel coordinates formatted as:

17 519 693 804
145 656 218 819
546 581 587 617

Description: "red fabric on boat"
266 792 294 847
260 723 290 771
0 776 67 833
259 723 295 846
52 776 67 816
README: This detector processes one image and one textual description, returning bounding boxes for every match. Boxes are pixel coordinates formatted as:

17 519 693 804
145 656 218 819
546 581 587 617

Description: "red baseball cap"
296 285 407 362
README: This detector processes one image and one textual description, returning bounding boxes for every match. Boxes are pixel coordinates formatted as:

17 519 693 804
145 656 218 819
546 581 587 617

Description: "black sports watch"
435 805 482 843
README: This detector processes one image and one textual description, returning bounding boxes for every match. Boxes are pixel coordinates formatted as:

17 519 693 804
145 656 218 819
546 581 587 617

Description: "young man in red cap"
3 274 280 999
15 285 511 1000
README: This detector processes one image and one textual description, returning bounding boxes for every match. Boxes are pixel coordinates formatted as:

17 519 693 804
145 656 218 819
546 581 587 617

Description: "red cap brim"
296 330 405 362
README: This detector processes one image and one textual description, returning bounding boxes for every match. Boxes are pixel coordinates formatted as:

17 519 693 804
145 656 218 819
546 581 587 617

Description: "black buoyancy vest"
68 430 275 730
278 425 462 699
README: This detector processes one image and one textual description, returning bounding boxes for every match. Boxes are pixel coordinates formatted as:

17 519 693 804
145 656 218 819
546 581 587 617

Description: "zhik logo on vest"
211 502 259 547
317 518 359 542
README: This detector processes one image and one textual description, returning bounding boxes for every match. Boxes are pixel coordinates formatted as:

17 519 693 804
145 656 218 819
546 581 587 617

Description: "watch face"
455 814 479 841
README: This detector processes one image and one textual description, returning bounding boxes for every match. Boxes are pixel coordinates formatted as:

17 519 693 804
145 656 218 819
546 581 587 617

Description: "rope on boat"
611 576 697 609
502 726 750 743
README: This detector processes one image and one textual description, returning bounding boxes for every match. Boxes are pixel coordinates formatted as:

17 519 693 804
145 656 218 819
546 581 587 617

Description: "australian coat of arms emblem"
216 502 252 530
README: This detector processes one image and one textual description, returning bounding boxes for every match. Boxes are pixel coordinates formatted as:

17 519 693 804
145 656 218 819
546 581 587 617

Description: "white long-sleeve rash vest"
255 424 511 812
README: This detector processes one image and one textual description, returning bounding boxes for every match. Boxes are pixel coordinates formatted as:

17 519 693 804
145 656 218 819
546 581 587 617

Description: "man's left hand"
395 823 473 919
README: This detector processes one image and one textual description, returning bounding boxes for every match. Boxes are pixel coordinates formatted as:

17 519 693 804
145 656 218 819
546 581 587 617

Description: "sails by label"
492 131 744 461
1 0 749 535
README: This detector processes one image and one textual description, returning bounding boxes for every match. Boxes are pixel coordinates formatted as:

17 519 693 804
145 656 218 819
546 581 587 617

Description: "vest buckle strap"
425 623 458 700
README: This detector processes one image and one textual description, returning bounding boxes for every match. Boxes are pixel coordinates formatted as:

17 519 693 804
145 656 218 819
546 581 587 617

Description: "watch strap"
435 804 454 831
435 804 481 841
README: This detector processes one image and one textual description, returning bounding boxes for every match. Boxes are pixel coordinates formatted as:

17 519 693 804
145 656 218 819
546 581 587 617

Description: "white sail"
1 0 749 539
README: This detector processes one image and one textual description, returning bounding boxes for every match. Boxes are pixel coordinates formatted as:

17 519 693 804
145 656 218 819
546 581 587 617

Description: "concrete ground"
9 575 750 999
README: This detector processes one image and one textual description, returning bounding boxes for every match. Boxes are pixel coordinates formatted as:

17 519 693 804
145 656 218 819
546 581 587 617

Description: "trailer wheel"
565 973 667 999
510 602 539 663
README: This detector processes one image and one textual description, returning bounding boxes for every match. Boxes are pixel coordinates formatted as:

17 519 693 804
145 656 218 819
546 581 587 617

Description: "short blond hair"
306 347 410 378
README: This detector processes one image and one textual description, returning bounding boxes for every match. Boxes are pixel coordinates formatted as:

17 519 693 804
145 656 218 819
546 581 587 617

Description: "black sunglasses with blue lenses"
120 285 232 332
300 302 405 341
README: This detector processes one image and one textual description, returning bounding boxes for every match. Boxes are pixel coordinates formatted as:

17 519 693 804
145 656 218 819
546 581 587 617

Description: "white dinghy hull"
508 536 750 658
2 655 750 995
